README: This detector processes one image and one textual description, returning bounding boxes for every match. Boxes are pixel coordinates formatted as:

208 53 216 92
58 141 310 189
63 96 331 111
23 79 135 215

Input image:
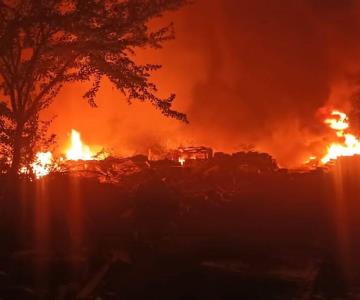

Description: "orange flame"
66 129 94 161
20 129 107 179
19 151 54 179
178 157 186 166
324 110 349 132
31 151 54 179
321 110 360 164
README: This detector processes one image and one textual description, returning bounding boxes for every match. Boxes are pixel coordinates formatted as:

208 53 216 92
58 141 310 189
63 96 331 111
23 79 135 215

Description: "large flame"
324 111 349 132
19 129 107 179
66 129 94 161
31 151 54 179
19 151 54 179
321 111 360 164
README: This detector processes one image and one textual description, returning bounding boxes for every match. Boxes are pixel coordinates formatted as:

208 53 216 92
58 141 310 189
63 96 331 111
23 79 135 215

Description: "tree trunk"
8 122 24 178
2 122 25 250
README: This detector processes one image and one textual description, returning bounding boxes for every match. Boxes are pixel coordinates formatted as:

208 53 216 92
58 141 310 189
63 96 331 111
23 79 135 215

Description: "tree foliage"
0 0 188 173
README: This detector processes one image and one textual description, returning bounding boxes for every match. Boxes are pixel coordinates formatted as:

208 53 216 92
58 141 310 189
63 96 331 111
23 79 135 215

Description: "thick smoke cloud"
174 0 360 166
47 0 360 166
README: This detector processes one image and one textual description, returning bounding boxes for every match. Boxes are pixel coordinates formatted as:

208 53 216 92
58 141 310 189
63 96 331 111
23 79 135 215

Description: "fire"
31 151 54 179
66 129 94 161
179 157 186 166
324 111 349 132
304 156 317 165
18 129 107 179
19 151 54 179
321 110 360 164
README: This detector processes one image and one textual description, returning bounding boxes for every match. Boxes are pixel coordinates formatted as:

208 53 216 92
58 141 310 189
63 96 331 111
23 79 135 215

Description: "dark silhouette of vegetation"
0 154 352 299
0 0 188 175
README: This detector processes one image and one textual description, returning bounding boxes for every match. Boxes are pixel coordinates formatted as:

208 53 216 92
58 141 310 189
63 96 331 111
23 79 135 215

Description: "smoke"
46 0 360 167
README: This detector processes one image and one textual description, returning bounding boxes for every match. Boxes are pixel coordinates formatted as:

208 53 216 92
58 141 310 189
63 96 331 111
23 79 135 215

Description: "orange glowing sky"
43 0 360 167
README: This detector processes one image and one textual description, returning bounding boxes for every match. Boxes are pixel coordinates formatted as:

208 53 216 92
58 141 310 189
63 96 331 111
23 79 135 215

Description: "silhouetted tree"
0 0 188 175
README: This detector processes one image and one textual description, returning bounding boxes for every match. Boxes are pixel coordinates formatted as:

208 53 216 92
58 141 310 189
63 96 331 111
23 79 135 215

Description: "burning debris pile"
61 155 149 185
20 129 109 179
25 141 215 183
24 130 283 187
18 109 360 182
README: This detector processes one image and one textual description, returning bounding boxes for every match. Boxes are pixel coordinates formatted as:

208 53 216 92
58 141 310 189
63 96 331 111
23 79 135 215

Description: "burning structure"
173 146 213 159
168 146 213 165
148 146 213 165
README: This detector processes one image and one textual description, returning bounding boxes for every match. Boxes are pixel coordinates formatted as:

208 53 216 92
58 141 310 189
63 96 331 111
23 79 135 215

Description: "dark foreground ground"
0 153 360 299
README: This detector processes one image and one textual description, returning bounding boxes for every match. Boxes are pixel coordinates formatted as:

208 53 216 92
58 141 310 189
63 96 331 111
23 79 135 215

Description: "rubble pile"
57 150 282 187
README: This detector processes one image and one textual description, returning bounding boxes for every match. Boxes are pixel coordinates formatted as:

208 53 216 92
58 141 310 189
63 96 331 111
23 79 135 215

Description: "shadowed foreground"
0 154 358 299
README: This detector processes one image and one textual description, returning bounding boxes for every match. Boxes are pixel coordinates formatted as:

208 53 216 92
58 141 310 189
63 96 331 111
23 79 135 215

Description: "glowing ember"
179 157 186 166
66 129 94 161
304 156 317 164
321 110 360 164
